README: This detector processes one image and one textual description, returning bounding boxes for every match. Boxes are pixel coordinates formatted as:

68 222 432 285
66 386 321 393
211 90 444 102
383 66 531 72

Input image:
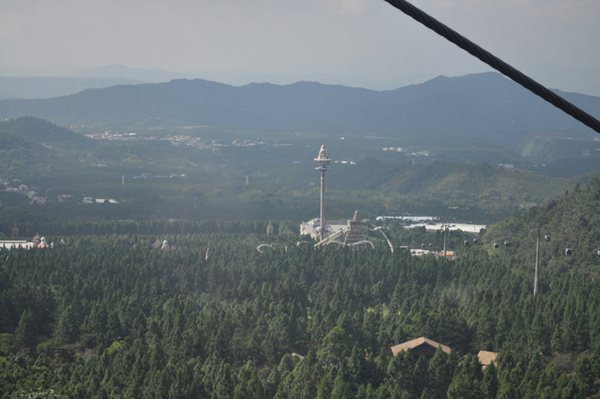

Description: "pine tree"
412 355 429 397
574 356 596 397
427 347 452 399
447 354 484 399
14 308 38 351
481 362 499 399
387 350 415 394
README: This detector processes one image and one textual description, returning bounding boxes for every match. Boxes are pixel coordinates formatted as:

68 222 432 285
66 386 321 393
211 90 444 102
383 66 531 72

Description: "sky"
1 0 599 94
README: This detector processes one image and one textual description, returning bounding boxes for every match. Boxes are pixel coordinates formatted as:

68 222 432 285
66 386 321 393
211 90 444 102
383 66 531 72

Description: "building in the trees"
343 210 364 245
390 337 451 358
300 217 347 240
0 240 35 250
300 209 375 249
37 237 49 248
477 350 498 369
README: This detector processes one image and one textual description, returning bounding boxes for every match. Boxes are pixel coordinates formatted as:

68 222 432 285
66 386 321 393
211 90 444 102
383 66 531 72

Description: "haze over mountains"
0 64 183 99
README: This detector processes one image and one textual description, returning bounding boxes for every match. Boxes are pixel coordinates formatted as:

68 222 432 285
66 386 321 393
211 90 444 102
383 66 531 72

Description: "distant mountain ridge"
0 76 143 100
0 64 182 99
77 63 185 82
0 72 599 153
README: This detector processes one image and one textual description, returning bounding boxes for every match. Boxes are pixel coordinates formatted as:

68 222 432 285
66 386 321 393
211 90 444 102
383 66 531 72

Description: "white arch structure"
312 224 394 252
256 243 278 253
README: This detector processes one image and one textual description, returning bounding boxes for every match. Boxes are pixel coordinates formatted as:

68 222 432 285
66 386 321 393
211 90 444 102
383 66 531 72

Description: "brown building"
390 337 451 358
477 350 498 369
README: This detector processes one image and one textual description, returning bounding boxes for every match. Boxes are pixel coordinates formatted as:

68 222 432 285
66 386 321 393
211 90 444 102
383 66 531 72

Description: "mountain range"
1 72 599 172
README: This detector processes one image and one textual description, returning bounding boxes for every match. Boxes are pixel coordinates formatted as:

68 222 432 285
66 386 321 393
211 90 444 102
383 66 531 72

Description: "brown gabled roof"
390 337 451 356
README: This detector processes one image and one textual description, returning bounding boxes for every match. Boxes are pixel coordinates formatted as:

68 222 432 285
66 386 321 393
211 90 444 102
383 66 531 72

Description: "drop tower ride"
315 145 331 242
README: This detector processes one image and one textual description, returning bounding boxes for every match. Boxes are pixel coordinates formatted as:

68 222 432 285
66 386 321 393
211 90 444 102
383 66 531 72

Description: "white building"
404 223 487 234
0 240 35 250
300 218 347 240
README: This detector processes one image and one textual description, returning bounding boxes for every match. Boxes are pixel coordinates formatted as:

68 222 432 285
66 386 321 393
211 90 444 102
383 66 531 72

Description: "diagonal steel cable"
384 0 600 134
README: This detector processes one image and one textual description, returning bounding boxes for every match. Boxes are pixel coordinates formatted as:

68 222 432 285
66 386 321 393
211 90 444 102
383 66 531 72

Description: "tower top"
315 144 331 170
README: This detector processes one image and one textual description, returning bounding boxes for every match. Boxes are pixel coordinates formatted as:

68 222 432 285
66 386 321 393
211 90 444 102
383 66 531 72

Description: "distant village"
84 131 276 151
382 146 431 158
0 180 120 206
82 131 359 164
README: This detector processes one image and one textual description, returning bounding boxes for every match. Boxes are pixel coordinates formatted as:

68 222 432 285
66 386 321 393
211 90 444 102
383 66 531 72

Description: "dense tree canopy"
1 181 600 398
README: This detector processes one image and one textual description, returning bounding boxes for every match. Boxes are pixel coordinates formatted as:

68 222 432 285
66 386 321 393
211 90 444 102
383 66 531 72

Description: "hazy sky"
1 0 599 93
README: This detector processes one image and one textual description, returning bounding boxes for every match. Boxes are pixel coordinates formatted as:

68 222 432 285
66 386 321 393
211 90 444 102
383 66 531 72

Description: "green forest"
2 181 600 398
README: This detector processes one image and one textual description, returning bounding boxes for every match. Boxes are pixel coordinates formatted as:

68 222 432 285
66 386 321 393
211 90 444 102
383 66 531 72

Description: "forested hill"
332 159 584 200
1 182 600 397
0 72 598 145
0 117 93 150
485 178 600 277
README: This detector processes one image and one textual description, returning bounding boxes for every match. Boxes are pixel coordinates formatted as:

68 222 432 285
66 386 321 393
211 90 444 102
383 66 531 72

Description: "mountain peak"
77 64 184 83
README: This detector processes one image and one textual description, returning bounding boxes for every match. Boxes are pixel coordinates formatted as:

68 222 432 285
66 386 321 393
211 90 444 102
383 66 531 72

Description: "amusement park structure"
298 209 394 251
315 145 331 242
299 145 393 251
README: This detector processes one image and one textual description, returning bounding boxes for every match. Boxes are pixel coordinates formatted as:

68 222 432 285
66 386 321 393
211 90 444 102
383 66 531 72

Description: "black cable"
384 0 600 135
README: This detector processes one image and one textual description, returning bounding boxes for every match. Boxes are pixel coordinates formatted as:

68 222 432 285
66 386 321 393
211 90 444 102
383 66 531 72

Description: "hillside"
0 131 49 157
484 179 600 277
328 159 596 221
0 117 93 150
333 160 571 199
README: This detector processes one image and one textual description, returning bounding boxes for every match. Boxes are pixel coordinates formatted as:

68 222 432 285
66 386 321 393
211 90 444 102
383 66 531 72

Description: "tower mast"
531 227 548 296
315 145 331 242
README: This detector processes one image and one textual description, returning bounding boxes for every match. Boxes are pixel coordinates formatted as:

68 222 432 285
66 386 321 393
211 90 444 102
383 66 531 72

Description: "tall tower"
315 145 331 241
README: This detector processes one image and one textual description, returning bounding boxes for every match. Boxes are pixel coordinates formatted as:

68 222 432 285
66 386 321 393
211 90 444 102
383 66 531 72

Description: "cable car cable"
383 0 600 135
